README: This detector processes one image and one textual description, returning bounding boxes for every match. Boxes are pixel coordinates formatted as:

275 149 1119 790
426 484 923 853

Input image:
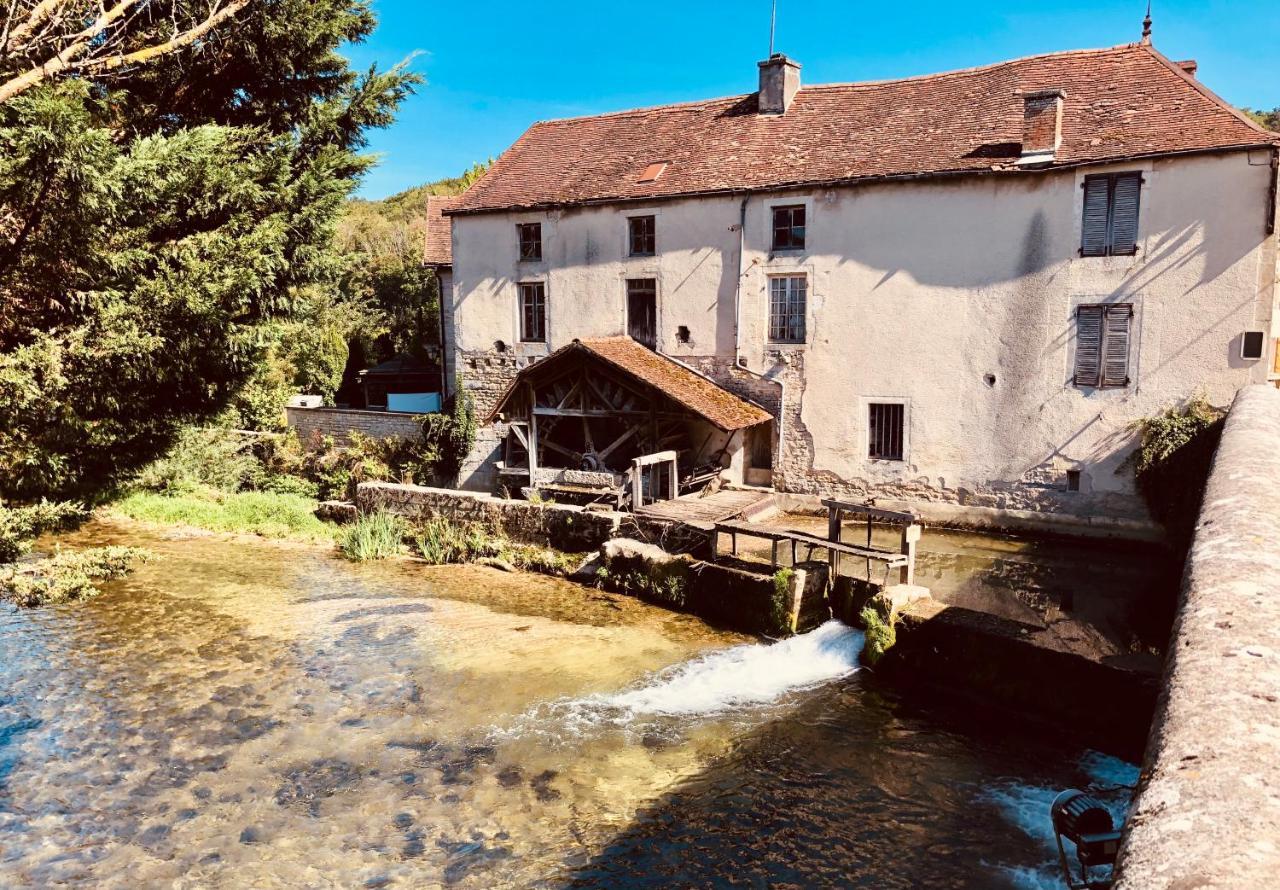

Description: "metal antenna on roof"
769 0 777 57
1141 0 1153 45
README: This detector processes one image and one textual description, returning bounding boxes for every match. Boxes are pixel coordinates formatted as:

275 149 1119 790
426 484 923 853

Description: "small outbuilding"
486 336 773 506
358 353 443 413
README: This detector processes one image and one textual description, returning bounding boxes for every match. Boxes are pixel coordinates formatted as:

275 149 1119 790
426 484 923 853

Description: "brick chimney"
1018 89 1065 166
758 54 801 115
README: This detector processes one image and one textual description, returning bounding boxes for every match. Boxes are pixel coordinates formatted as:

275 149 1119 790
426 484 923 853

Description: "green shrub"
1 546 150 607
412 516 574 576
0 500 88 563
134 426 259 495
860 597 898 667
770 568 795 636
339 510 407 561
1132 396 1225 545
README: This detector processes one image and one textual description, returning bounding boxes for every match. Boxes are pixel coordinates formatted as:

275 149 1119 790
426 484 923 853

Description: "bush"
111 487 334 541
1132 396 1225 545
859 597 898 667
0 500 88 563
1 546 150 607
339 510 407 561
134 426 260 495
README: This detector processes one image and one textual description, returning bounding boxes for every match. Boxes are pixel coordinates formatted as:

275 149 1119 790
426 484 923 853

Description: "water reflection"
0 520 1132 888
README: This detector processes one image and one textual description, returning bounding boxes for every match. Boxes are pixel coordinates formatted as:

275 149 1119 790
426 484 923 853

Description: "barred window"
1081 173 1141 257
868 403 905 461
771 204 806 251
517 222 542 261
768 276 806 344
628 215 656 256
519 282 546 342
1073 303 1132 388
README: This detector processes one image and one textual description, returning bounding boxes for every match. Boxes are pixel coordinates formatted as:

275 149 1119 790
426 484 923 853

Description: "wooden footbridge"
710 498 922 585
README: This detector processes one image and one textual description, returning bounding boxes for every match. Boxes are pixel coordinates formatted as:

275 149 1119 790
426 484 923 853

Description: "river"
0 520 1136 888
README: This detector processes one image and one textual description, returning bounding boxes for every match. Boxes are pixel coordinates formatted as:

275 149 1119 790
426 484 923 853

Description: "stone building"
438 37 1279 524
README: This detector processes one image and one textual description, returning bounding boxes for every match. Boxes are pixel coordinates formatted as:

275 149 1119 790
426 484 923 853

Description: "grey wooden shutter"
1109 174 1141 255
1074 304 1104 386
1100 305 1133 386
1081 178 1110 256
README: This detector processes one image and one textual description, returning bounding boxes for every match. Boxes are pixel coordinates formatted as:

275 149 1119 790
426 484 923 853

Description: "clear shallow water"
0 520 1136 888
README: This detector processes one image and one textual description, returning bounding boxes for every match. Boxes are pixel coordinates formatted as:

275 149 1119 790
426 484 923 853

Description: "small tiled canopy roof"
488 337 773 432
422 195 460 265
449 43 1276 214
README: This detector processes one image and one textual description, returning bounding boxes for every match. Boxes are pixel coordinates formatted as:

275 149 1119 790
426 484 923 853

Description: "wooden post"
900 523 921 585
827 504 841 577
527 411 539 488
771 539 779 569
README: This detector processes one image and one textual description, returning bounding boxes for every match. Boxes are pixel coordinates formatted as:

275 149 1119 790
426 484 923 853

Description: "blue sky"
346 0 1280 200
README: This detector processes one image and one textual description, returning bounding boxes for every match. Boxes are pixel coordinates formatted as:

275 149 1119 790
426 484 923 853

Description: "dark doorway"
626 279 657 350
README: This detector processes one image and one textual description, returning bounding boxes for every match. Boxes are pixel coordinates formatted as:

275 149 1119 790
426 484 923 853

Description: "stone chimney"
758 54 801 115
1018 89 1065 166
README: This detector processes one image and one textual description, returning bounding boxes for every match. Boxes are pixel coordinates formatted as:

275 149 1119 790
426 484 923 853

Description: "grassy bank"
109 486 336 542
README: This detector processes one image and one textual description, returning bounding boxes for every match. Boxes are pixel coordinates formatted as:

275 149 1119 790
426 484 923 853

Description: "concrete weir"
1114 385 1280 888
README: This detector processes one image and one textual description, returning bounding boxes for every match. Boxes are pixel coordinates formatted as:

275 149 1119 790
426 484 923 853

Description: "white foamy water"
506 620 864 738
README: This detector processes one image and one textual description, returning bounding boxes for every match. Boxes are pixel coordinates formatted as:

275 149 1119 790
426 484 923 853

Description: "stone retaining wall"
286 406 424 446
355 482 712 556
1113 385 1280 887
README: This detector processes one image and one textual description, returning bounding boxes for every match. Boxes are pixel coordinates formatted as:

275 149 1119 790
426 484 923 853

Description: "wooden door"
626 280 657 350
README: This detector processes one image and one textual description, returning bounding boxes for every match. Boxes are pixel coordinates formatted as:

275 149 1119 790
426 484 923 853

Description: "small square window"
519 282 546 342
628 215 656 256
768 276 806 343
517 223 542 261
868 403 905 461
771 204 806 251
1066 469 1082 492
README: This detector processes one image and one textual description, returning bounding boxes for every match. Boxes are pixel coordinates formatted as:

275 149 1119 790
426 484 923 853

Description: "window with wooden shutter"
519 282 546 342
1080 173 1142 257
1074 303 1132 388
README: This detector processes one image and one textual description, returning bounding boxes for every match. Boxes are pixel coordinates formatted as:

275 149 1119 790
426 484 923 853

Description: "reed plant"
338 510 407 561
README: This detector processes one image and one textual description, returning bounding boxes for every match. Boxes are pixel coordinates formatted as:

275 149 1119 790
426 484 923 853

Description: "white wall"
449 149 1278 518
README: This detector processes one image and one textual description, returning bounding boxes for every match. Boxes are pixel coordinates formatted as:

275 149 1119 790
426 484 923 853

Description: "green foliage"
111 487 334 541
1242 107 1280 131
338 510 406 561
602 558 689 608
770 568 795 636
860 598 898 667
0 500 88 563
412 517 574 575
134 426 261 495
0 2 420 502
1 547 150 608
421 381 477 483
1132 395 1226 544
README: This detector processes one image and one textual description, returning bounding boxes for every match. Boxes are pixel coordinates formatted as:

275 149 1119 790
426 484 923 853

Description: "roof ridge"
521 43 1141 128
1139 43 1279 139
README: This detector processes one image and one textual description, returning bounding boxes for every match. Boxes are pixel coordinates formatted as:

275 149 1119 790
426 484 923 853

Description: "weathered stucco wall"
1113 385 1280 888
449 151 1277 516
285 407 424 446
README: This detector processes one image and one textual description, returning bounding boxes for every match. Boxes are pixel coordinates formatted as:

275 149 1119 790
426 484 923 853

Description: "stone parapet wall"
1113 385 1280 888
285 407 424 446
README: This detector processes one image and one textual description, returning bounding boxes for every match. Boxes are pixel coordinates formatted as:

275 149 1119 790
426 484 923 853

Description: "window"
771 204 806 251
1073 303 1133 388
517 222 542 261
628 215 656 256
519 282 546 342
1081 173 1141 257
868 403 905 461
768 276 806 343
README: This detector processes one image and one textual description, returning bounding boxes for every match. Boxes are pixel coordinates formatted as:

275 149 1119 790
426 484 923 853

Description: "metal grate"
768 276 806 343
517 222 542 261
519 282 545 342
868 403 904 461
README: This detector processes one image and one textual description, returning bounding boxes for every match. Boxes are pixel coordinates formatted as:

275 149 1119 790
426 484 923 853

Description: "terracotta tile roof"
451 44 1276 214
422 195 460 265
488 337 773 431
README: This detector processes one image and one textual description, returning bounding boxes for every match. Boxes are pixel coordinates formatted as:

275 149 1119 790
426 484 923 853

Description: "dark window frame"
518 281 546 343
517 222 542 261
768 275 807 344
867 402 906 462
771 204 807 251
1080 172 1142 257
628 215 656 256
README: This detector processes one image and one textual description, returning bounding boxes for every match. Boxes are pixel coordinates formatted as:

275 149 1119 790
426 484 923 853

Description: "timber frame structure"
486 337 772 507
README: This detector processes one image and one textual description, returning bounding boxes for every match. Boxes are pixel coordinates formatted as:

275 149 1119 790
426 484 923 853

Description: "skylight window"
637 162 668 183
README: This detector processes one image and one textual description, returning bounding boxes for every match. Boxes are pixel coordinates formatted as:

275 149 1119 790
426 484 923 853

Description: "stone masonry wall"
285 407 423 446
456 348 520 492
1112 385 1280 888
